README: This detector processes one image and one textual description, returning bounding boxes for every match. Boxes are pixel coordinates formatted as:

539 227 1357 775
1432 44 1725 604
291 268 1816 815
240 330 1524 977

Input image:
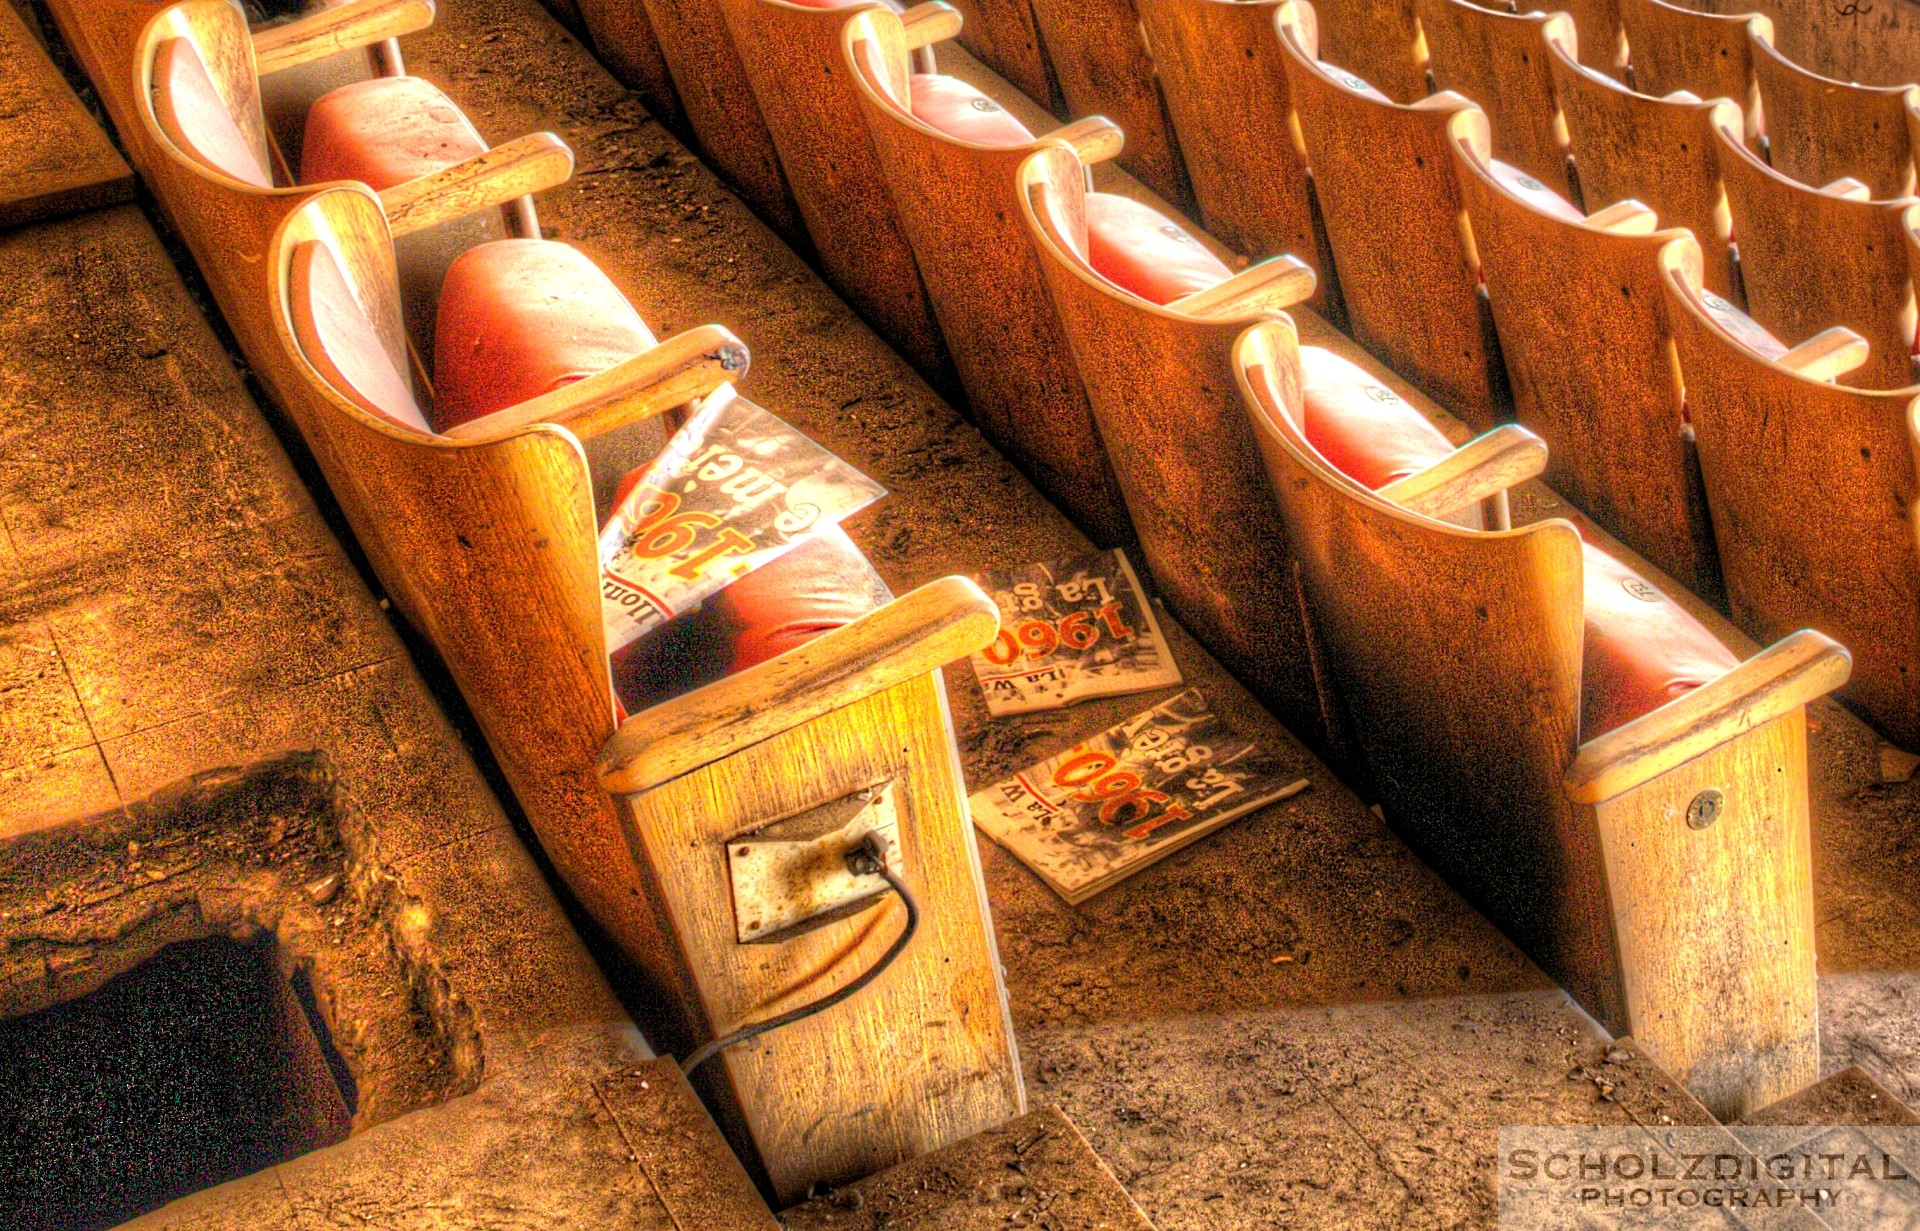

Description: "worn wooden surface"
715 0 955 388
1450 110 1723 601
1711 108 1916 390
1548 34 1736 294
1307 0 1423 102
1661 236 1920 748
594 1062 785 1230
615 673 1024 1205
1743 1064 1920 1126
1750 30 1914 199
1418 0 1573 195
1133 0 1331 293
1023 0 1190 206
844 8 1136 546
0 0 132 229
1618 0 1767 140
1238 317 1826 1120
573 0 685 131
945 0 1054 106
783 1106 1155 1230
1277 2 1505 426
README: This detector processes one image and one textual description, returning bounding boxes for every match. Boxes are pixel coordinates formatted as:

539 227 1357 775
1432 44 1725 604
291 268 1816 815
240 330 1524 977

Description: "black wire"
680 850 920 1079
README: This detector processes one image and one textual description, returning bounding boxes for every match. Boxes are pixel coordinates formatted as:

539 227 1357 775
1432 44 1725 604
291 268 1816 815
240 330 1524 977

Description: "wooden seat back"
1025 0 1192 204
714 0 952 385
946 0 1054 104
1275 0 1505 425
1660 234 1920 746
1417 0 1574 193
1749 29 1913 200
1015 142 1329 742
1236 315 1832 1120
1617 0 1769 142
1547 30 1735 293
1448 108 1721 600
1711 104 1917 390
1308 0 1425 102
842 7 1134 545
1132 0 1330 287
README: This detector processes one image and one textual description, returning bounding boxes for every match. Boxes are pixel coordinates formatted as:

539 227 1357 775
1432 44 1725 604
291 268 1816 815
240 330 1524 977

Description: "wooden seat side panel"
1715 131 1915 390
717 0 952 383
1665 283 1920 746
618 671 1025 1206
1133 0 1327 276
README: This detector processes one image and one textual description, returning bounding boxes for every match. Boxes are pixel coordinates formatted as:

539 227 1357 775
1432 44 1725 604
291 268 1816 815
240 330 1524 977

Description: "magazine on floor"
598 387 885 651
969 688 1309 903
968 548 1181 716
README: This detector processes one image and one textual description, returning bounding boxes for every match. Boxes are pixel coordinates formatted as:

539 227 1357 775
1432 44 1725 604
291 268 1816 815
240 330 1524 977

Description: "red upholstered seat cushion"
430 240 658 431
1490 159 1584 224
1296 346 1455 488
300 76 488 189
1578 536 1738 737
610 523 890 713
907 74 1035 146
1083 193 1234 304
151 37 273 188
287 241 434 433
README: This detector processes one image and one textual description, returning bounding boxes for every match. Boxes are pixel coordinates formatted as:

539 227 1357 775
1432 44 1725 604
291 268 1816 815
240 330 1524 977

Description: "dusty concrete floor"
386 4 1903 1226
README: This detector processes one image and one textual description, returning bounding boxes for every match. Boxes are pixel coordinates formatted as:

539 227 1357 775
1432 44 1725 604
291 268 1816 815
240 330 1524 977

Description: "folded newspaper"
968 549 1181 716
970 689 1310 904
599 387 885 652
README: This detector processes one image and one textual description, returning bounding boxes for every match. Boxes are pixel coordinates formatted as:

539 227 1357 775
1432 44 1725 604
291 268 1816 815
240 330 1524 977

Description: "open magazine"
968 549 1181 716
970 689 1309 903
599 387 885 652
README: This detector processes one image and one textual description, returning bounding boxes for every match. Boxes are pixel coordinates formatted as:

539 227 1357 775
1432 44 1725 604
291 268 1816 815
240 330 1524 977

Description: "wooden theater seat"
1617 0 1769 143
1546 31 1736 294
1131 0 1330 289
1022 0 1191 204
714 0 956 385
142 0 571 362
1416 0 1574 194
1014 140 1330 741
1235 314 1847 1121
1274 0 1505 425
1661 234 1920 749
841 5 1137 546
269 186 1023 1202
1748 30 1914 200
1710 102 1917 390
1306 0 1425 103
1448 107 1724 600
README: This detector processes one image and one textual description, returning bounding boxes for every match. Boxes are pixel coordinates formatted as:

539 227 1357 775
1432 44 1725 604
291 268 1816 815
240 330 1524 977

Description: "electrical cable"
680 833 919 1078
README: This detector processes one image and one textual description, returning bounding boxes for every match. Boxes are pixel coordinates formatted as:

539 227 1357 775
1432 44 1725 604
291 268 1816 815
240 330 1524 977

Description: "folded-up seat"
1235 313 1848 1122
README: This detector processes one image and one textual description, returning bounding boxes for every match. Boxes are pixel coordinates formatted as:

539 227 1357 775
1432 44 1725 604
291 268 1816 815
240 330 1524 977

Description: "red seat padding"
300 76 488 190
151 37 272 188
907 74 1035 147
1084 193 1234 304
287 241 434 433
1490 159 1585 224
431 240 658 431
1579 537 1738 738
610 524 890 713
1297 346 1456 489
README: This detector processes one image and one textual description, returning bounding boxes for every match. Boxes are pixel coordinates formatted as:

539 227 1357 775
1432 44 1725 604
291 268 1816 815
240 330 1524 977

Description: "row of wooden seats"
590 0 1847 1119
45 0 1026 1203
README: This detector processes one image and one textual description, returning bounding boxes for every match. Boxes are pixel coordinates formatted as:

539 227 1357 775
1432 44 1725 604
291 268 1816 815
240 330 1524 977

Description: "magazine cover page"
970 689 1309 903
968 549 1181 716
598 387 885 651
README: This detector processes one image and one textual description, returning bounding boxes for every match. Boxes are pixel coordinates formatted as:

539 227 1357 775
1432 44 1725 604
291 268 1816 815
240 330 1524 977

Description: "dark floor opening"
0 932 355 1231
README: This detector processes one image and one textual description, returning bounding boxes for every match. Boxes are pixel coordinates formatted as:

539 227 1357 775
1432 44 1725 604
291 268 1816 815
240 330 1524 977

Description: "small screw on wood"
1686 788 1725 830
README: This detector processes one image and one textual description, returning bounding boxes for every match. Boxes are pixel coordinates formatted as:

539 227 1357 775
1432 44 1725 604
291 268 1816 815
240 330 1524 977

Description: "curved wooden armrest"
1171 256 1316 319
1565 629 1851 805
1049 116 1125 165
1775 326 1870 382
1820 176 1873 201
252 0 434 75
444 325 749 442
1584 200 1660 235
901 1 962 49
598 576 1001 796
1377 424 1547 519
379 133 574 238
